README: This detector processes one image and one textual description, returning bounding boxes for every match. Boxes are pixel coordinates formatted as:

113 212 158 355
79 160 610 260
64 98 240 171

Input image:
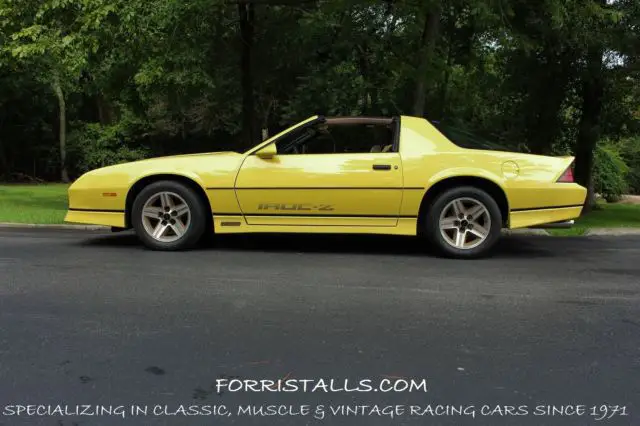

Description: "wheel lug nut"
458 214 464 219
164 207 170 212
171 211 177 216
454 220 460 226
170 219 176 225
467 215 473 220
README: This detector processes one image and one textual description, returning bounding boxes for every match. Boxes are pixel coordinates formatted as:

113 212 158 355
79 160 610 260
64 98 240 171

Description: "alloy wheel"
141 191 191 243
438 197 491 250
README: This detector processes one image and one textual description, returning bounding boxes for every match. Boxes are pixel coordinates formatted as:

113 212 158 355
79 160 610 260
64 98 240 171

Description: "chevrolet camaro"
65 115 587 258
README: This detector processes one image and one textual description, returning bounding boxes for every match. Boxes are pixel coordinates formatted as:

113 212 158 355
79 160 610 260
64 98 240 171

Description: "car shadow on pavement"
210 233 556 259
79 230 557 259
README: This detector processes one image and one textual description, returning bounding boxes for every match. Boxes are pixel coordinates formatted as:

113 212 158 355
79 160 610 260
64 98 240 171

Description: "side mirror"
256 143 277 159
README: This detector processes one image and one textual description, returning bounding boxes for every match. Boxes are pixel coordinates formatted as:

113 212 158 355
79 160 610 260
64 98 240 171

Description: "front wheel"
424 186 502 259
131 181 207 251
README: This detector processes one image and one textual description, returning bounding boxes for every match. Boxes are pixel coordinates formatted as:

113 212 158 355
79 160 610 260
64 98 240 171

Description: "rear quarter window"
432 121 520 153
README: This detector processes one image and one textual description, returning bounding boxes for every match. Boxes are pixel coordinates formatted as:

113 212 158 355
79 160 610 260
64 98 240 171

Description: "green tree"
0 0 97 181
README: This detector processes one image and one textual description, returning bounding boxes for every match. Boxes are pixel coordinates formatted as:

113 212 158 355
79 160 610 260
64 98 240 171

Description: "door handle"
372 164 392 171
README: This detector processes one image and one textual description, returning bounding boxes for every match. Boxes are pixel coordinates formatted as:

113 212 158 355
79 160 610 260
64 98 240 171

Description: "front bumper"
64 209 126 228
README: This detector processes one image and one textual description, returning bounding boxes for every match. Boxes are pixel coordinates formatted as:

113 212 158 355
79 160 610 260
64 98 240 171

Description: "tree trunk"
527 47 575 155
438 42 453 121
0 115 9 179
238 2 258 149
52 75 70 183
96 94 115 125
574 45 605 214
412 3 441 117
0 143 8 180
356 44 371 114
261 97 274 141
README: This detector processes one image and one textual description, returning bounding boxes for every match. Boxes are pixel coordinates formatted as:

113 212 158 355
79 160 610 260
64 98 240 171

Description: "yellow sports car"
65 115 587 258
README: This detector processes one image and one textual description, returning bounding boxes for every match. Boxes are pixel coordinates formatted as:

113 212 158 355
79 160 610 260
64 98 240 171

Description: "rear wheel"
424 186 502 259
132 181 207 250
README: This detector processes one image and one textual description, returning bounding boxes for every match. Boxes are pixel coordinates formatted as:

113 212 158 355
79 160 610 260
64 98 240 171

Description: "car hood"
93 151 242 171
133 151 241 162
75 150 245 185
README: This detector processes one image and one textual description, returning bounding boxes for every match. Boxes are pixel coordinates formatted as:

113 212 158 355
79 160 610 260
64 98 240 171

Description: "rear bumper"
509 205 583 229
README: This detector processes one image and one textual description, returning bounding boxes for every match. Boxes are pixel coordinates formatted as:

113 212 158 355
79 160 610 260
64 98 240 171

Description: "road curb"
502 229 550 236
0 222 110 231
584 228 640 236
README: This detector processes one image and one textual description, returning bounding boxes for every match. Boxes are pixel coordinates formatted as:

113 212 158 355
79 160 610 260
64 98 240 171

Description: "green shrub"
68 122 149 177
616 136 640 195
593 143 629 203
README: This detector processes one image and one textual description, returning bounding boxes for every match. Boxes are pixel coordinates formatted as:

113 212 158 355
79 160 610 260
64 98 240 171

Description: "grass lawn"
575 203 640 227
549 203 640 236
0 184 69 224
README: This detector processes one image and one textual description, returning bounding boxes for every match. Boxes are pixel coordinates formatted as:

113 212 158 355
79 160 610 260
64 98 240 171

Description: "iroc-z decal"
258 203 335 211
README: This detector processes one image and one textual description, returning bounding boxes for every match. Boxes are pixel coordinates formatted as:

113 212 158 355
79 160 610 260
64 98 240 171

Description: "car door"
234 119 404 227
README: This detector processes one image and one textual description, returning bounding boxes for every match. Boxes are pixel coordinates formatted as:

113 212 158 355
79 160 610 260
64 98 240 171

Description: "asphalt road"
0 228 639 426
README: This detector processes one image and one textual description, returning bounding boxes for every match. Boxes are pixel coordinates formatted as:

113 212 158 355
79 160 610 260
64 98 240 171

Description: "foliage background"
1 0 639 202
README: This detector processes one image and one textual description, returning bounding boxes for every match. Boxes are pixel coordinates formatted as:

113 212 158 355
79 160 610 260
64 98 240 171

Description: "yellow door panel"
235 153 404 226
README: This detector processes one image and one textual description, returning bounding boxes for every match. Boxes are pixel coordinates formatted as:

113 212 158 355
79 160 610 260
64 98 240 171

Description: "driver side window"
274 121 394 155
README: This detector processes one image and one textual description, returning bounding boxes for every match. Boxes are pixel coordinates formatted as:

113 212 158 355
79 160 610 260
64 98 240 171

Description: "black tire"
424 186 502 259
131 180 207 251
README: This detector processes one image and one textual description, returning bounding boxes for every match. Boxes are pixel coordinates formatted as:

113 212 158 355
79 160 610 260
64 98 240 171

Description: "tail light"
557 164 575 183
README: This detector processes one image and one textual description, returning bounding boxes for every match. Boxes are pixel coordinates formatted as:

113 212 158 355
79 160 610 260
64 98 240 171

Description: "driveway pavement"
0 229 639 425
